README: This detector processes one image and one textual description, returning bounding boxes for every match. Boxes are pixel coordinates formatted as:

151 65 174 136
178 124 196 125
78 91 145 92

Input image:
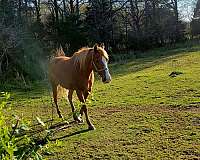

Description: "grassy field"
3 45 200 159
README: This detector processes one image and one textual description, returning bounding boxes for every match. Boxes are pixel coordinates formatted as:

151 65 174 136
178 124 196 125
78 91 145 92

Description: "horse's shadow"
15 120 91 158
51 128 90 141
17 119 91 141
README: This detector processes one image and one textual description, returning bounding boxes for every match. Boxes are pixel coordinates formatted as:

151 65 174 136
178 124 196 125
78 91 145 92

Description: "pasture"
4 46 200 159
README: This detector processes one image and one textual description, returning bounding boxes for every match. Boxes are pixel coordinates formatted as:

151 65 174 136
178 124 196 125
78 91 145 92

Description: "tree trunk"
34 0 41 22
144 0 149 31
63 0 67 21
70 0 74 14
54 0 59 23
174 0 179 41
174 0 178 24
24 0 28 17
18 0 22 20
76 0 79 16
0 61 2 76
110 0 114 47
129 0 141 36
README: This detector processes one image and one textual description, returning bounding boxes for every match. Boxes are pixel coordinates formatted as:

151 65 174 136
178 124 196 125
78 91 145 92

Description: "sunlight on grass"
91 51 200 108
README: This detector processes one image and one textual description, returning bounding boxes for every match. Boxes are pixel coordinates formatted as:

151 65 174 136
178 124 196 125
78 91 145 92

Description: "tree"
191 0 200 36
193 0 200 18
86 0 113 44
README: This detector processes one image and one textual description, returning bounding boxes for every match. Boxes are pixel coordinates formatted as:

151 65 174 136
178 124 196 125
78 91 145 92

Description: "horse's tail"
55 45 65 57
57 85 67 98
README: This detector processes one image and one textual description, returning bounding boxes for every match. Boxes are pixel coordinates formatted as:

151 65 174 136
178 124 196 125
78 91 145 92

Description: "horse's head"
92 43 111 83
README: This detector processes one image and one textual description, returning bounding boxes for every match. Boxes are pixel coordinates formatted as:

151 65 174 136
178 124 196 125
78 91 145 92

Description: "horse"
48 43 112 130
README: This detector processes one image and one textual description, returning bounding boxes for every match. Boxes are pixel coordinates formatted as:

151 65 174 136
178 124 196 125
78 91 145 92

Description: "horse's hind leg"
68 89 75 112
76 90 95 130
68 89 82 122
52 84 63 118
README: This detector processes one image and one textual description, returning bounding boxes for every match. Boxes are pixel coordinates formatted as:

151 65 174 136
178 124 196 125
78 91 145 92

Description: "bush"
0 92 17 159
0 92 47 160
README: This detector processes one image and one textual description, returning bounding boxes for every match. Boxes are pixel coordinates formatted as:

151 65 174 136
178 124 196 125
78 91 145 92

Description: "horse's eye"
99 59 103 64
96 54 100 59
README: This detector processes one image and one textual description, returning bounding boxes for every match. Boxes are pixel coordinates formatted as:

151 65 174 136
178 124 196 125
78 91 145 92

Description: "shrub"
0 92 47 160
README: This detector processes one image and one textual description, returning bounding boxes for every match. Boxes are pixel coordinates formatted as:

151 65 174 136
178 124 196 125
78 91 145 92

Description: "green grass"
3 46 200 159
94 52 200 107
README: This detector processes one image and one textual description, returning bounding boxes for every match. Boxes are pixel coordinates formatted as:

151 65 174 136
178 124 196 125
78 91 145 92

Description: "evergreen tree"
194 0 200 18
191 0 200 36
86 0 112 43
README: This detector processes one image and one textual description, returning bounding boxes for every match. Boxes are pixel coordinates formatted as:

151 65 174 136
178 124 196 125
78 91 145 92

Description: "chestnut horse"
49 44 111 130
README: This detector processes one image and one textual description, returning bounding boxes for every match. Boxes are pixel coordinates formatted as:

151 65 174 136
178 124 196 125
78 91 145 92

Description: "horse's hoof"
77 116 84 124
73 114 84 123
59 115 63 119
88 125 95 130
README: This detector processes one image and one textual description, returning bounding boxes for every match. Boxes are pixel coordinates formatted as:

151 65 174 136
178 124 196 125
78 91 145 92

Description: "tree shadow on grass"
109 46 198 79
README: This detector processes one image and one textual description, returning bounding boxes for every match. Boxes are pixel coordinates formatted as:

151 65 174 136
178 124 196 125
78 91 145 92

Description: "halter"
91 50 109 73
92 61 109 72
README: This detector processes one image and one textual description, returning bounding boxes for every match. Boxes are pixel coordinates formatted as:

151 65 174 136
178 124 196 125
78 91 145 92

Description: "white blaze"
102 57 111 83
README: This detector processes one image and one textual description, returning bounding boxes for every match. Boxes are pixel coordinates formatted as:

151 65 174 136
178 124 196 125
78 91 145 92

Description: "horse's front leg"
76 90 95 130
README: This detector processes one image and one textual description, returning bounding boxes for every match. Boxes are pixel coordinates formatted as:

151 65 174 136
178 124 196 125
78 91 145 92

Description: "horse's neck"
74 50 93 79
84 51 93 79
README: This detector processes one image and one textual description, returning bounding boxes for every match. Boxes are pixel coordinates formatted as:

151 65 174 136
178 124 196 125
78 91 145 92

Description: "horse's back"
49 56 71 69
50 56 70 65
49 56 74 87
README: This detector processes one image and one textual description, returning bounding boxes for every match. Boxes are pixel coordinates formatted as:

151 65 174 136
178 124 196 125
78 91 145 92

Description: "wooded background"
0 0 200 81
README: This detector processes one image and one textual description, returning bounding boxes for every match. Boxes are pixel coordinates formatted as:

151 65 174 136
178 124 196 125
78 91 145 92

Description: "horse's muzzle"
103 78 111 83
102 70 111 83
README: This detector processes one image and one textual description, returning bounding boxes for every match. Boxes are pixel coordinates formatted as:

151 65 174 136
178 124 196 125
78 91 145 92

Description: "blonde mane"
72 46 109 71
72 47 92 71
97 47 109 60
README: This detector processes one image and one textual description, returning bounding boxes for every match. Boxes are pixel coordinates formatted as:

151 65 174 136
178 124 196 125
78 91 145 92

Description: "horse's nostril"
102 77 106 82
102 77 111 83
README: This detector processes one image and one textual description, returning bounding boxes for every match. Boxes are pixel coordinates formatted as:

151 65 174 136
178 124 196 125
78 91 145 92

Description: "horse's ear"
100 43 105 49
56 45 65 56
59 45 62 52
94 44 98 53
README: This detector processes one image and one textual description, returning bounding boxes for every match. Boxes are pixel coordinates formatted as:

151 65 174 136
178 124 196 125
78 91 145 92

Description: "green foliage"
85 0 112 43
58 16 88 53
0 0 15 26
0 92 51 160
44 15 88 54
18 30 47 80
0 22 47 82
191 0 200 36
0 92 17 160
